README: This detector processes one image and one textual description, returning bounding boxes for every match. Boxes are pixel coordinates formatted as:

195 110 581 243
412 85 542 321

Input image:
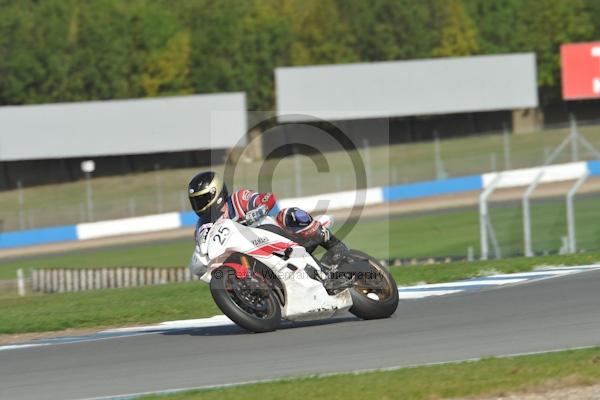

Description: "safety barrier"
2 160 599 250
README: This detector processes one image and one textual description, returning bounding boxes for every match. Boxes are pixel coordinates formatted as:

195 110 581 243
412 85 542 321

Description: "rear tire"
210 267 281 333
348 250 399 320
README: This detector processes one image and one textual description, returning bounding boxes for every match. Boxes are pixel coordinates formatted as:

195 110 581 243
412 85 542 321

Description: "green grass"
143 347 600 400
0 241 191 280
2 252 600 334
0 282 219 334
0 241 193 278
390 252 600 285
1 123 599 231
2 192 600 280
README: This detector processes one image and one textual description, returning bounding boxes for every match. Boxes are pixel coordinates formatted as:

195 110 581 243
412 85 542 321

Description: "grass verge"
1 252 599 334
142 347 600 400
0 240 192 280
0 282 219 334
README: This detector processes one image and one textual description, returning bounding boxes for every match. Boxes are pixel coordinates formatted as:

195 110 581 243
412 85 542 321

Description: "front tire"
348 250 399 320
210 267 281 333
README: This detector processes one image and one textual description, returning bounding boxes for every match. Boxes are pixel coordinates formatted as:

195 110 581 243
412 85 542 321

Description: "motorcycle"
198 215 399 333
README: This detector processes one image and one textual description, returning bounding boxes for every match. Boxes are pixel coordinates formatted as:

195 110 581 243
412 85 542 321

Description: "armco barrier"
1 160 599 250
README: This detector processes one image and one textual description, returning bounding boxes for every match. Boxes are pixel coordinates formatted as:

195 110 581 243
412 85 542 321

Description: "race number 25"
213 226 230 245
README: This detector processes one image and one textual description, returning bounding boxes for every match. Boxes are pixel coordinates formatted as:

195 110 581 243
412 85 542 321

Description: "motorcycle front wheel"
347 250 399 320
210 266 281 333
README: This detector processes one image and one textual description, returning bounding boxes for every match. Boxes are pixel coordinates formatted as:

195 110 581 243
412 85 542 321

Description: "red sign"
561 42 600 100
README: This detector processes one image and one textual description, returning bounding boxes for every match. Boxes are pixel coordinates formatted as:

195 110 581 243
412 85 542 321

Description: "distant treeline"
0 0 597 110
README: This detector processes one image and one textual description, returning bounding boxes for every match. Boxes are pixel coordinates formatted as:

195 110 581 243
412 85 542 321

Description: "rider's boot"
320 232 354 293
275 208 353 292
320 234 350 267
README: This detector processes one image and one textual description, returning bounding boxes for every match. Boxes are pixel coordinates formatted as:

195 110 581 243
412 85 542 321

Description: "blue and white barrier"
2 160 600 249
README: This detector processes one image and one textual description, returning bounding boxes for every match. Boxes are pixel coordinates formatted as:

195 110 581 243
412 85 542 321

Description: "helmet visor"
190 192 217 213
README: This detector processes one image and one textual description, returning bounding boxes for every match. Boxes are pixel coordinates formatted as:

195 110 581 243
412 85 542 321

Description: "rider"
187 171 348 278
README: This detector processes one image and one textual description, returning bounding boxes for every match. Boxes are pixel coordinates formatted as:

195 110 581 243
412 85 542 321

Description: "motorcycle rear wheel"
210 266 281 333
347 250 399 320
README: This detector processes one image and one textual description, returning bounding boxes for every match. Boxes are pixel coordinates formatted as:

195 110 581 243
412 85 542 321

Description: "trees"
0 0 189 104
462 0 522 55
515 0 592 98
287 0 357 66
0 0 76 104
341 0 433 61
139 30 192 97
464 0 593 103
431 0 480 57
583 0 600 39
237 0 294 110
0 0 597 107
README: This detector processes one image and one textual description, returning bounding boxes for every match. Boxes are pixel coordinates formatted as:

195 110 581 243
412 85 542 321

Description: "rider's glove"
320 224 331 243
196 223 213 255
245 205 267 225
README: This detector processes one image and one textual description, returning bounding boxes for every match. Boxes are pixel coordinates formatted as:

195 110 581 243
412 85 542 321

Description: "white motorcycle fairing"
200 217 353 321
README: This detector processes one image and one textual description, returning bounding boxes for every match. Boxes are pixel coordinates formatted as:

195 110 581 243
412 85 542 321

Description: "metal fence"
31 267 198 293
481 195 598 259
477 117 600 260
1 118 600 232
25 257 459 295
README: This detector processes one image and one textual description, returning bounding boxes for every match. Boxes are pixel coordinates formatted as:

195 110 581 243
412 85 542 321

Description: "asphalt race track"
2 269 600 400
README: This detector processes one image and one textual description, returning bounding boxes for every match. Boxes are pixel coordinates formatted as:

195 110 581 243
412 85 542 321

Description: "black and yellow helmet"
188 171 228 220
